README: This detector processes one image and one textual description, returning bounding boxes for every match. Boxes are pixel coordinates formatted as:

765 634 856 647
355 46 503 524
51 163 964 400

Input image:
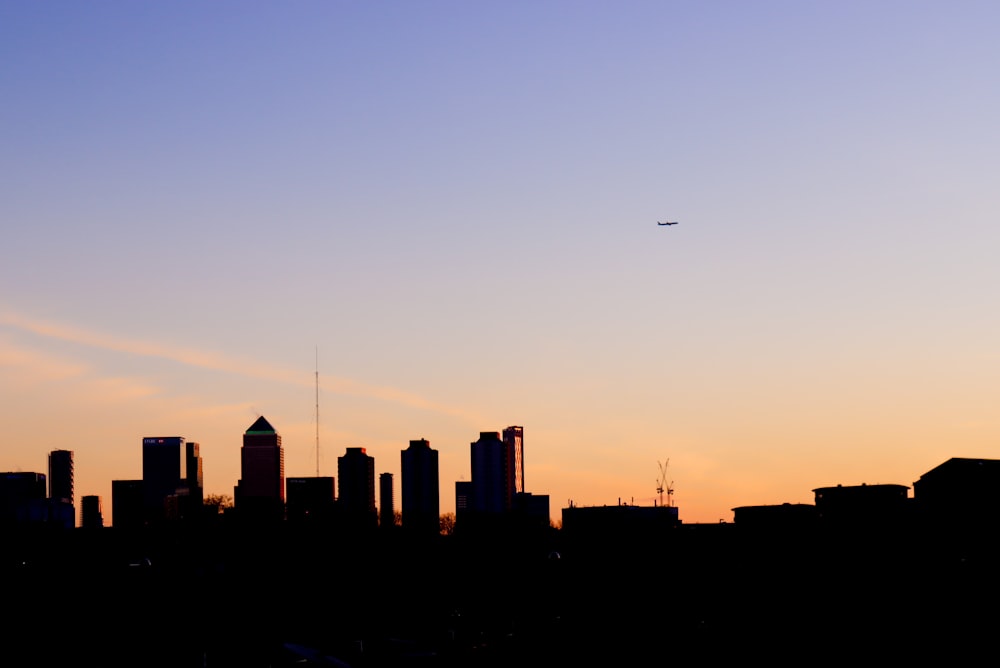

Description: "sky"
3 1 1000 526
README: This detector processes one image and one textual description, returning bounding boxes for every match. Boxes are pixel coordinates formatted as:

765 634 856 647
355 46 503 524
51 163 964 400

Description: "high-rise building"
48 449 74 505
235 416 285 520
402 438 440 535
379 472 395 528
80 495 104 528
0 472 47 525
338 447 376 529
470 431 513 515
142 437 203 523
503 426 524 494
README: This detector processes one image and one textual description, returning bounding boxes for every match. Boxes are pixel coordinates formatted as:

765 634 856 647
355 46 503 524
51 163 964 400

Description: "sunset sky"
3 2 1000 526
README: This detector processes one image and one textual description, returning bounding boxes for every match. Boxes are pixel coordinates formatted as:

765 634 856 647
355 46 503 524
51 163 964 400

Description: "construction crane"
657 459 675 508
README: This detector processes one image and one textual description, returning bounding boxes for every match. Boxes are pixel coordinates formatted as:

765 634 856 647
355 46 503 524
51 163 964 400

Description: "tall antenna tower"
315 346 320 477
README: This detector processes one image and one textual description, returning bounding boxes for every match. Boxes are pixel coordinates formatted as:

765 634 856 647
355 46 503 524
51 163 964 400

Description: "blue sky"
3 2 1000 525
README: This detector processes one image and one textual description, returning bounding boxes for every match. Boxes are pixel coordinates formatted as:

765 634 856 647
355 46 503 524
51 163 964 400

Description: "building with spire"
235 416 285 521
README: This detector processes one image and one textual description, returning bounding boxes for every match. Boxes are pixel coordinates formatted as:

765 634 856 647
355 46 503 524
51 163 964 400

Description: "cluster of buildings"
7 419 999 539
0 418 550 534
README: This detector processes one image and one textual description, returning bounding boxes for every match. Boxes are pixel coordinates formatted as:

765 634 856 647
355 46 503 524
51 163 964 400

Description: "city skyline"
4 3 1000 526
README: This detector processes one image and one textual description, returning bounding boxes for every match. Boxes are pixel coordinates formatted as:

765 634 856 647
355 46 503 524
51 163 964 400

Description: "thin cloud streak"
0 310 477 421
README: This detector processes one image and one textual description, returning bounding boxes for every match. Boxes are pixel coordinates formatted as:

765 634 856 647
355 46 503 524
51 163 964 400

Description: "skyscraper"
80 495 104 528
470 431 513 515
338 447 376 529
401 438 440 535
379 472 395 528
0 472 47 525
47 449 76 528
142 437 203 523
503 426 524 494
236 416 285 520
48 449 74 505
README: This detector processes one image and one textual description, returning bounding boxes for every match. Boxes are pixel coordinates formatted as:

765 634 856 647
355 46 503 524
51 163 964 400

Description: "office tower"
80 495 104 528
235 416 285 520
184 441 204 509
470 431 513 515
379 472 395 528
48 449 74 505
142 436 203 523
338 447 376 529
0 472 47 525
286 476 335 523
402 438 440 535
112 479 144 529
503 426 524 494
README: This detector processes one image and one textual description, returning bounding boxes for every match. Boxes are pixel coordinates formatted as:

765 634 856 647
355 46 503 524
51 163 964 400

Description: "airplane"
657 220 678 226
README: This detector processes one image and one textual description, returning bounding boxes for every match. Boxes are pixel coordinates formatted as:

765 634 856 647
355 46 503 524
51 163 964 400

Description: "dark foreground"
4 522 999 666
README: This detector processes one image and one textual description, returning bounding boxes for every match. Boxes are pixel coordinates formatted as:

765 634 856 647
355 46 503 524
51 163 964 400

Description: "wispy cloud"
0 310 476 420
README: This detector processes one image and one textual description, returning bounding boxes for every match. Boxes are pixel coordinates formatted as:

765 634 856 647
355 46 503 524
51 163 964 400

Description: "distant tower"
48 449 74 505
80 495 104 528
142 437 202 523
0 472 47 525
503 426 524 494
470 431 513 515
338 447 376 529
47 449 75 528
379 472 395 528
402 438 440 535
236 416 285 520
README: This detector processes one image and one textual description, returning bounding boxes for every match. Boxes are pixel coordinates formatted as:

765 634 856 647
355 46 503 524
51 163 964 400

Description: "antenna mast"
315 346 320 477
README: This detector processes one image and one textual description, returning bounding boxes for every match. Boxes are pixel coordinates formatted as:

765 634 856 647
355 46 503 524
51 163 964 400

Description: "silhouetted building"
732 503 818 528
0 472 47 525
401 438 440 535
503 425 525 494
470 431 513 516
338 447 376 530
45 449 76 528
561 502 680 538
80 495 104 528
813 483 910 526
286 476 335 524
48 449 74 504
142 437 203 524
379 472 395 528
112 479 144 529
913 457 1000 528
235 416 285 521
513 491 550 530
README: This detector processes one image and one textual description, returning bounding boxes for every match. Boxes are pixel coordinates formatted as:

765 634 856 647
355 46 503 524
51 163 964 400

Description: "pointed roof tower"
246 416 276 434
